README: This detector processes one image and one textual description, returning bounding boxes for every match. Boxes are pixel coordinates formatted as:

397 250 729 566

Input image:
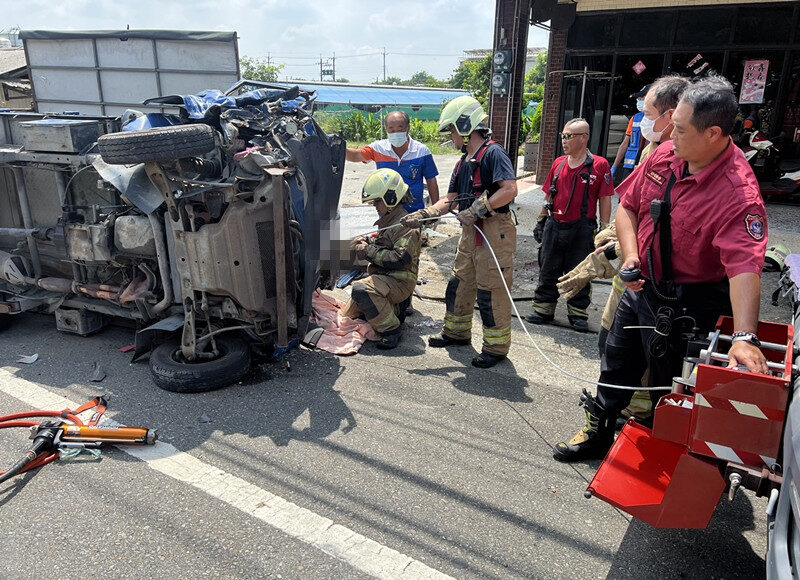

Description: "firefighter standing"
527 119 614 332
554 76 770 463
401 96 518 368
344 169 421 350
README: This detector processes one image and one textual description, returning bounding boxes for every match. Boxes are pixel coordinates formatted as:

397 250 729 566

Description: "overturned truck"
0 86 345 392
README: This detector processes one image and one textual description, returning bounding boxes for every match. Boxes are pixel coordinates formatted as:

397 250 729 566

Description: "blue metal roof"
268 82 469 107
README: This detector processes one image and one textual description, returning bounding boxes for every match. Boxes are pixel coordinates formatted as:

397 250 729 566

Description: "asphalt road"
0 275 791 578
0 157 796 578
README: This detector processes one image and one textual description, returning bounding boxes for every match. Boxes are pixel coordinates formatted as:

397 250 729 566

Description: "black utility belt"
547 216 595 227
644 279 730 305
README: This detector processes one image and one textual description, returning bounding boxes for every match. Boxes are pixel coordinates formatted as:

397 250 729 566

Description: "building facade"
537 0 800 178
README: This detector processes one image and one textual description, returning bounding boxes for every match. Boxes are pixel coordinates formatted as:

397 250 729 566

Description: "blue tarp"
267 83 468 107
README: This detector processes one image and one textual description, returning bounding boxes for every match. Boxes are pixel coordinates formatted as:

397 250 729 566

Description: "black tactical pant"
532 217 595 320
596 283 732 414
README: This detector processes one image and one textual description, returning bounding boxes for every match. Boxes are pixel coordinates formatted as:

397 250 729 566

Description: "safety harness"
648 172 679 303
547 152 595 221
454 140 511 246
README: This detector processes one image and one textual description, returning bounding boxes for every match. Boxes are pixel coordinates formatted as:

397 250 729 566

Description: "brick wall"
488 0 529 171
536 27 568 181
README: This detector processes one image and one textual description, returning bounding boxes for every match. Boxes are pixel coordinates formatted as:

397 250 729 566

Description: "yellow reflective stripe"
388 271 417 281
532 302 556 316
444 312 472 331
483 326 511 337
567 305 588 317
483 326 511 344
612 275 625 292
373 311 400 332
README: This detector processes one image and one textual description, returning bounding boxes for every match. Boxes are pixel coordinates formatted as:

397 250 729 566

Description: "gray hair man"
554 75 770 463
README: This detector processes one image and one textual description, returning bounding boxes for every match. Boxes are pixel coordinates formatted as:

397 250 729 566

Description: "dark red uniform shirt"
542 154 614 223
618 140 767 285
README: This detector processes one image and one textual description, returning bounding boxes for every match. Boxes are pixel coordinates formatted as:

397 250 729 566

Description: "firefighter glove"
401 206 441 228
533 214 547 244
557 251 617 300
593 223 617 249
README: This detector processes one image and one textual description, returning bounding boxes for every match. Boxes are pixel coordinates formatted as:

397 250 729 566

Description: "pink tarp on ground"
311 290 377 355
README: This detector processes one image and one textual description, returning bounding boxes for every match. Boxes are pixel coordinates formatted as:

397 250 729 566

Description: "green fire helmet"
438 95 489 135
361 168 409 209
765 243 790 272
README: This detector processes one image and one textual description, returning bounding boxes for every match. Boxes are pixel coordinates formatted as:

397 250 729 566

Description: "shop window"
620 12 674 49
611 54 666 117
734 6 794 45
668 52 725 78
726 52 785 137
675 8 734 47
560 56 614 156
567 15 618 49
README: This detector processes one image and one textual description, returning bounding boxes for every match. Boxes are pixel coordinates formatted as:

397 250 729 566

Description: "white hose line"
473 222 672 392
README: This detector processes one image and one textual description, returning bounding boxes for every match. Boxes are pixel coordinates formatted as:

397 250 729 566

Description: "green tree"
406 71 446 88
377 76 403 86
240 56 284 82
463 56 492 108
523 51 548 99
336 77 350 83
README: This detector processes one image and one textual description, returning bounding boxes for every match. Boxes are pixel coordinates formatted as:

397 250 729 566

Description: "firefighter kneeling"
343 169 421 350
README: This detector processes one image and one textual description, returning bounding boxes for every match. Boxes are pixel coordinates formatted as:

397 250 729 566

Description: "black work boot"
377 327 402 350
525 311 554 324
471 352 506 368
428 334 470 347
569 317 589 333
553 389 616 462
396 296 412 324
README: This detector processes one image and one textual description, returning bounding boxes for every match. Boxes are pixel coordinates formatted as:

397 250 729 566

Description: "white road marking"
0 368 453 580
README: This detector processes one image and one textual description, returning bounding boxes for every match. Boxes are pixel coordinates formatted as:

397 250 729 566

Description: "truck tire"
98 125 216 165
149 336 251 393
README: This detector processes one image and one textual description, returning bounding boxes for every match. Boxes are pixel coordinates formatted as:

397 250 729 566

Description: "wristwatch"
731 332 761 347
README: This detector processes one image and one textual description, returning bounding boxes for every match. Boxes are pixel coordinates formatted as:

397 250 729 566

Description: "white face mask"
640 110 668 142
387 132 408 147
636 100 645 113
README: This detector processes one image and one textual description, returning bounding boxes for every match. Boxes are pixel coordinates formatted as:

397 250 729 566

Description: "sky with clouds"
4 0 550 83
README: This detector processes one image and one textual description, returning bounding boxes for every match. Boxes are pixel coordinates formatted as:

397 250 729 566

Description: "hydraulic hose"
473 222 672 392
0 422 61 485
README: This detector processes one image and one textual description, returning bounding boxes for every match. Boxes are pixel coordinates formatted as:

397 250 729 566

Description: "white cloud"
6 0 550 83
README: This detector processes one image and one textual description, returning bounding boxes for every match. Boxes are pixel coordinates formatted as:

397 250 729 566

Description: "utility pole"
267 52 271 67
320 55 335 82
382 47 386 82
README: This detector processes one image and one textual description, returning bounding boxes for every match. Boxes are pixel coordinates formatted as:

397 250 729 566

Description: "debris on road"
16 353 38 364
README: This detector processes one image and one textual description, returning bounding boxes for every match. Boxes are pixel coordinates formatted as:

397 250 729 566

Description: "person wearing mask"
527 119 614 332
556 75 692 424
401 96 518 368
553 75 770 463
610 85 649 184
346 111 439 213
344 169 421 349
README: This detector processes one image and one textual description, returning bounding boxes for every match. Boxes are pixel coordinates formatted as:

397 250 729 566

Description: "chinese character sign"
740 60 769 104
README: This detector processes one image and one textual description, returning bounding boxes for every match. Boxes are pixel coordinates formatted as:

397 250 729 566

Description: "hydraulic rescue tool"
0 397 157 485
